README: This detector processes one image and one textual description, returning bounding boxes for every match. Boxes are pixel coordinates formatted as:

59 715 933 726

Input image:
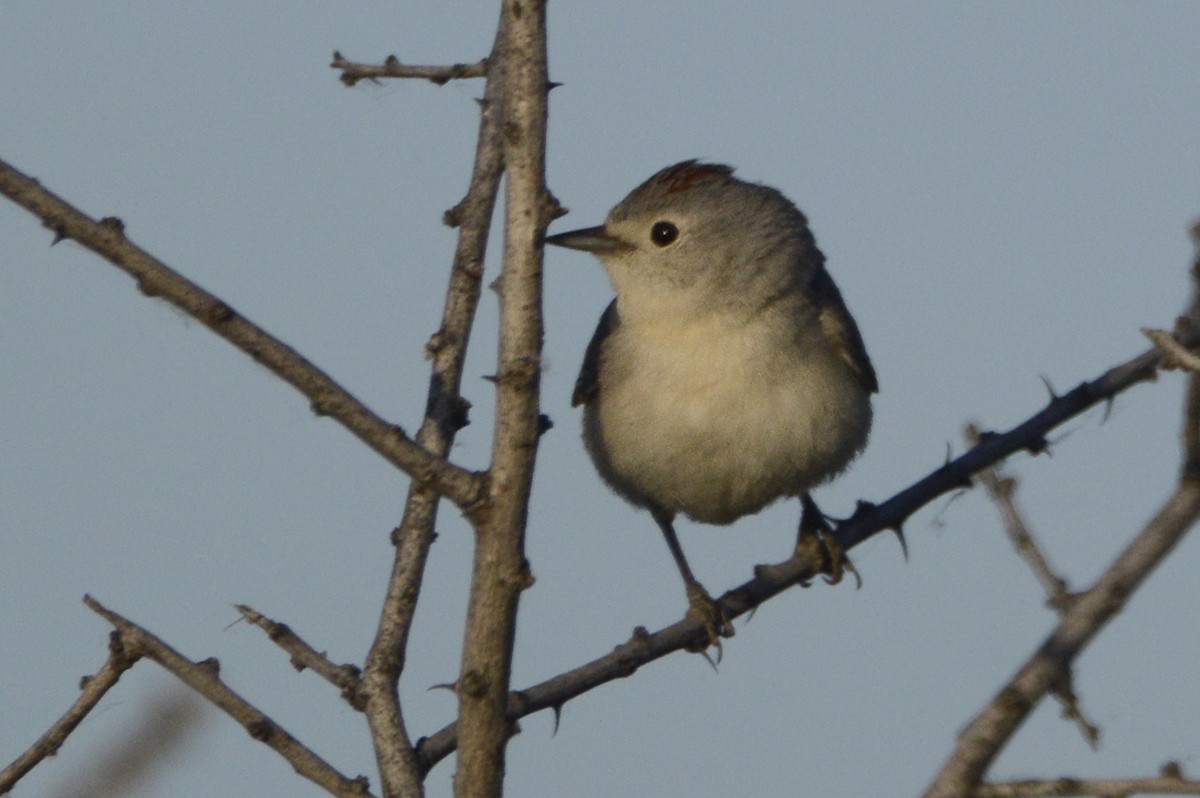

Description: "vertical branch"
360 35 506 798
454 2 554 796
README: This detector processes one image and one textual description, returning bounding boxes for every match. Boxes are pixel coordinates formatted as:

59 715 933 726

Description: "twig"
357 27 506 798
1143 327 1200 373
234 605 362 706
975 774 1200 797
0 157 484 513
331 51 487 87
0 634 138 793
453 3 556 797
416 322 1200 772
84 596 376 798
966 423 1072 607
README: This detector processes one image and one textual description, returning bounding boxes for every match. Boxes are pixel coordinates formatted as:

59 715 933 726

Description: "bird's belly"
584 332 871 524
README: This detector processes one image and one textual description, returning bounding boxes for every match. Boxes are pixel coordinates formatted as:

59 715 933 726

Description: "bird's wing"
573 299 619 407
809 265 879 394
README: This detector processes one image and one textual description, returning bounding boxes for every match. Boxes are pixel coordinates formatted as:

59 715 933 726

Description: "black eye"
650 221 679 247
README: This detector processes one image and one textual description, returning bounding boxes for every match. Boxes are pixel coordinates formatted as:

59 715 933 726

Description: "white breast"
583 310 871 524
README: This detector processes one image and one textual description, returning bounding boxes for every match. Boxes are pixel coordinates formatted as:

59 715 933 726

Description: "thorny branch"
0 157 484 514
415 320 1200 771
351 30 506 798
235 605 363 706
331 51 488 86
922 239 1200 797
452 3 556 797
84 596 375 798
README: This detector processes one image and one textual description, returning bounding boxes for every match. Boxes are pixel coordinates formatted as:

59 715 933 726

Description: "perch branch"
416 320 1200 772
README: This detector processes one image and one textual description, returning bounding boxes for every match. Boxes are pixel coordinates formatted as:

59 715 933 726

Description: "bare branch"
234 605 363 706
0 157 484 512
331 51 488 87
1143 327 1200 373
84 596 376 798
453 2 554 796
358 30 506 798
966 423 1072 608
924 226 1200 796
923 482 1200 795
976 773 1200 797
416 320 1200 772
0 634 137 793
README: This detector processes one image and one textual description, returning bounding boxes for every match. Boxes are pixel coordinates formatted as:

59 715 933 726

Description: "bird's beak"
544 225 632 255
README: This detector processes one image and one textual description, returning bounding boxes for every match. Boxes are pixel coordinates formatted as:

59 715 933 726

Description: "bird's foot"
684 581 734 653
796 513 861 589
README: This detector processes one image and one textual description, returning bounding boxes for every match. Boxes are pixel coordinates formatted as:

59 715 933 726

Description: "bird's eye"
650 221 679 247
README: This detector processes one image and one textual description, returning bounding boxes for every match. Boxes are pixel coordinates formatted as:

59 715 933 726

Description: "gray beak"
544 225 632 254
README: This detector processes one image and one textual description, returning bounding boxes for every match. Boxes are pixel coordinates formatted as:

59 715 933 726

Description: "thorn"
849 499 876 523
482 373 498 384
332 50 344 62
546 80 563 92
48 224 67 245
699 646 720 672
1026 435 1050 456
1100 396 1115 424
427 681 457 694
537 413 553 436
384 54 400 68
1039 374 1058 400
943 441 954 467
550 703 563 736
892 526 909 560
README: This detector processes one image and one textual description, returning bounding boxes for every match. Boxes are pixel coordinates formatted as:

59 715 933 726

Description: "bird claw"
684 582 734 653
797 506 862 589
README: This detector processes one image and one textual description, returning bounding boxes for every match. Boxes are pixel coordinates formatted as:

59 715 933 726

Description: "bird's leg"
651 507 734 650
797 494 860 588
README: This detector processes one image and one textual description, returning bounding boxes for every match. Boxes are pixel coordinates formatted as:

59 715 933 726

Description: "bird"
544 160 876 647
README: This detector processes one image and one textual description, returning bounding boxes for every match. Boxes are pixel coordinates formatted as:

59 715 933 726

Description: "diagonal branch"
235 605 363 706
0 633 138 793
0 157 484 512
415 322 1200 772
923 251 1200 797
966 423 1072 608
84 596 376 798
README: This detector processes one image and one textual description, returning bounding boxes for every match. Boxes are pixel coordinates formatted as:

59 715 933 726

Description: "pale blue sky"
3 4 1200 797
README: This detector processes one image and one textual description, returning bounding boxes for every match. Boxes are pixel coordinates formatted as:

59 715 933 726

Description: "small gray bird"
545 160 876 645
